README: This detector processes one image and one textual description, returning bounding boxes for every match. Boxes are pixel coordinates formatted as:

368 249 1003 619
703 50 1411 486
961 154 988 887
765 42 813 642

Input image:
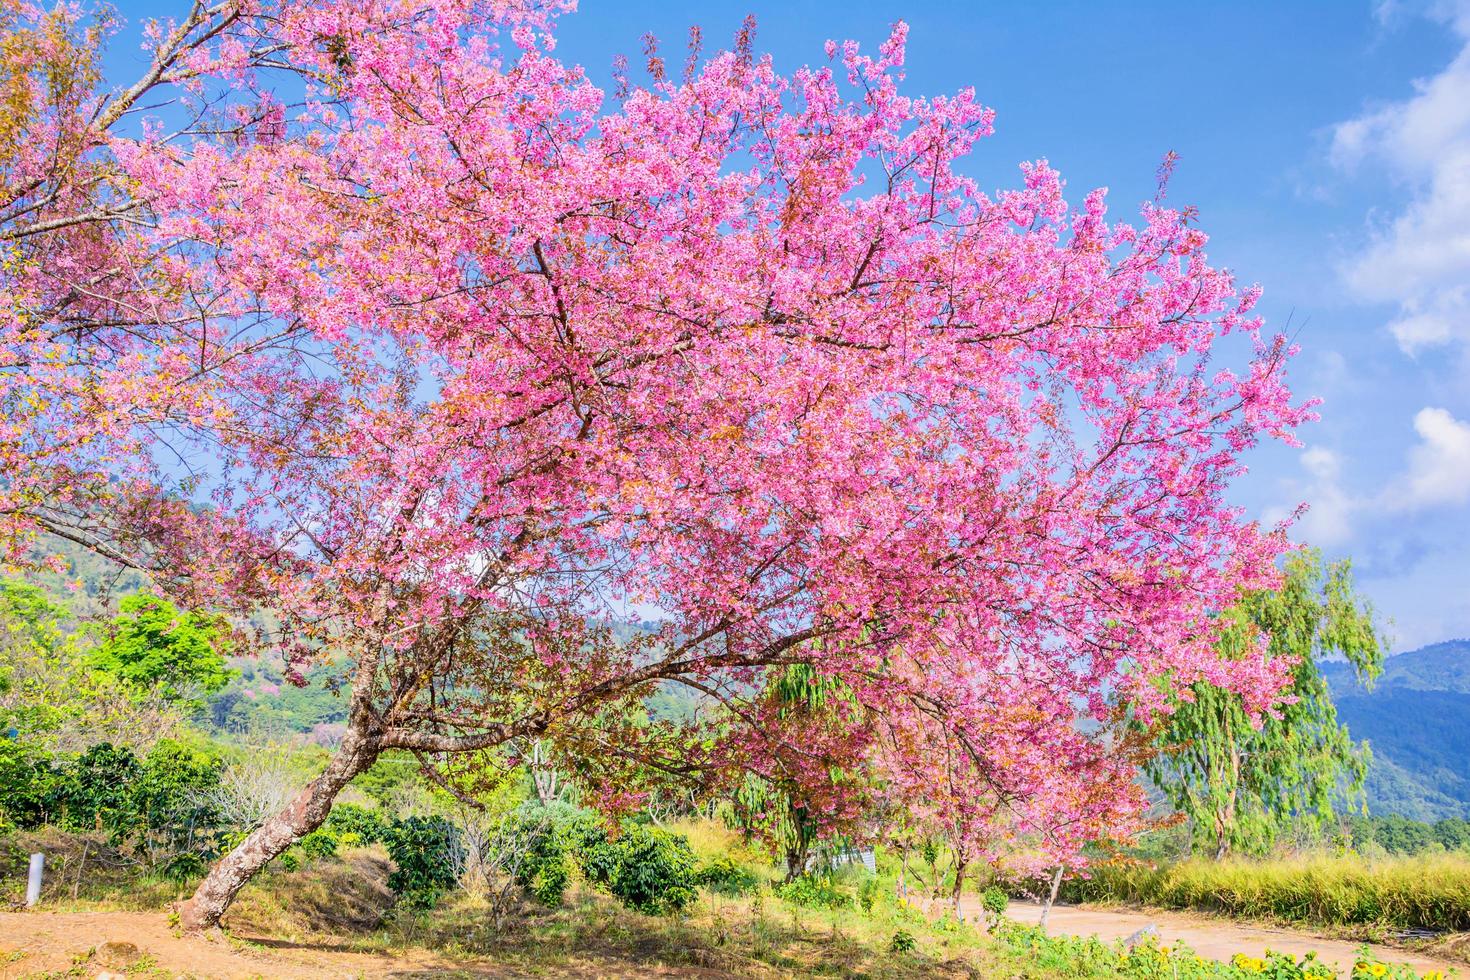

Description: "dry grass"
1065 852 1470 932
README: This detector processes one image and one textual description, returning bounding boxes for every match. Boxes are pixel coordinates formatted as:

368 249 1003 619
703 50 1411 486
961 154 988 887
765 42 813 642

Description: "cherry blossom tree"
2 0 1311 930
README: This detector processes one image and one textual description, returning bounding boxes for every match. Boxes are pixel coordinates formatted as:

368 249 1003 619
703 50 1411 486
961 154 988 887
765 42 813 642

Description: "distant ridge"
1322 638 1470 697
1322 639 1470 821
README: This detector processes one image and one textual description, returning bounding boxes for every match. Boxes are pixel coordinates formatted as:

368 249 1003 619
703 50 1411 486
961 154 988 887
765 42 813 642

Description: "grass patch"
1065 853 1470 932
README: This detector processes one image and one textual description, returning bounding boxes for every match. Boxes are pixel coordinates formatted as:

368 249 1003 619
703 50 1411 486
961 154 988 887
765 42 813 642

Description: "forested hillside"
1323 642 1470 820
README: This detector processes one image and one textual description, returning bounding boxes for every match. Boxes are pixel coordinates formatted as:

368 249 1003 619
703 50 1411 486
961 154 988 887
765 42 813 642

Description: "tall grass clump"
1063 853 1470 932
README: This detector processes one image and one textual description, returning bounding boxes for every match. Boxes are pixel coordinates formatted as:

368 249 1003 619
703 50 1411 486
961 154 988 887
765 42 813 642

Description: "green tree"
87 593 233 706
1143 548 1383 857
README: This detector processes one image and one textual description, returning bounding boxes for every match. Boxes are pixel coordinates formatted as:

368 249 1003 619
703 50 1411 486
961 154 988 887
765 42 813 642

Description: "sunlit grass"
1066 852 1470 932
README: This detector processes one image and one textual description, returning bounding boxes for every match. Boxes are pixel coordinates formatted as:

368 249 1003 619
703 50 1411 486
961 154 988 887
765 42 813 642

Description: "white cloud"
1266 407 1470 544
1393 406 1470 508
1333 3 1470 353
1265 445 1357 546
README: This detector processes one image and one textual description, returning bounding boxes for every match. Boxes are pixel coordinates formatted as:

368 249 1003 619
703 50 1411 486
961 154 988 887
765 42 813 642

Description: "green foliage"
857 875 882 913
774 872 852 910
324 802 387 844
992 923 1431 979
87 593 233 706
53 742 142 831
500 806 580 908
128 738 224 856
1144 549 1384 858
1061 853 1470 932
0 739 58 827
206 658 348 735
382 815 460 909
980 885 1008 915
606 825 700 915
696 855 759 896
298 829 338 859
888 928 917 953
350 753 420 810
1344 814 1470 855
0 736 224 869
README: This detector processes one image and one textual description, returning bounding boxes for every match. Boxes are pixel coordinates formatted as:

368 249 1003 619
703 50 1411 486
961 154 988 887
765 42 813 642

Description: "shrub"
775 872 851 910
498 805 580 907
325 802 386 844
566 817 619 887
298 829 338 859
130 739 223 855
889 929 917 953
858 875 882 914
53 743 141 833
383 815 460 908
0 741 60 828
697 855 759 896
607 825 699 915
979 884 1008 931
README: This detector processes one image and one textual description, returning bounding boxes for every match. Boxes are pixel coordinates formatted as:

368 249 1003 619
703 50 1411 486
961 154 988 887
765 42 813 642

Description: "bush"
775 872 852 910
889 929 917 953
607 825 699 915
858 875 882 914
53 743 142 833
0 741 61 828
298 829 338 859
498 805 585 907
325 802 386 844
383 815 460 908
697 855 758 896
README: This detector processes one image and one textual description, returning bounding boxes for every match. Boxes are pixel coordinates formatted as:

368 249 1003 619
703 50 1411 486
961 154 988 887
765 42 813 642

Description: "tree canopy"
1143 548 1384 857
0 0 1310 928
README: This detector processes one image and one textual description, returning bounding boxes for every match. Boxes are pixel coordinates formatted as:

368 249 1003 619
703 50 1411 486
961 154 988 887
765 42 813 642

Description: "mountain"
1323 640 1470 821
1322 639 1470 697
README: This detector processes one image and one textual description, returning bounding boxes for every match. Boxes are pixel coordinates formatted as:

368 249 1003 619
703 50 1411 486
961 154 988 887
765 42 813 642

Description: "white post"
25 853 44 907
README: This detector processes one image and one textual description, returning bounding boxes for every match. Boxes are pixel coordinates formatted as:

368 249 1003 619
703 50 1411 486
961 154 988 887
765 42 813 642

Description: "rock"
95 941 141 968
1122 925 1158 948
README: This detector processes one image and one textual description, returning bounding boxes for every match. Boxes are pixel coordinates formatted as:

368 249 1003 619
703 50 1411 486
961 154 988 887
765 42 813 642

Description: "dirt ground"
0 909 735 979
3 902 1466 979
989 899 1465 976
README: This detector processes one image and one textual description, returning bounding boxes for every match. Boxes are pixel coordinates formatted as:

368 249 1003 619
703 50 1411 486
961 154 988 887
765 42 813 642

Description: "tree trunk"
178 729 380 932
783 837 810 883
951 858 967 921
1039 865 1063 933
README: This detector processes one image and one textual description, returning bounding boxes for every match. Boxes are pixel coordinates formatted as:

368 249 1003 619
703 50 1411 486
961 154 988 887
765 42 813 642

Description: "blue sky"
105 1 1470 651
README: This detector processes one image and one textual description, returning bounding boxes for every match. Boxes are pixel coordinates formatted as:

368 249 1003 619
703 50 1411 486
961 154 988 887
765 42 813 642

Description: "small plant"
607 825 700 915
775 872 851 910
298 829 338 859
979 885 1008 931
382 815 460 909
857 875 881 914
325 803 387 845
697 855 759 896
889 929 917 953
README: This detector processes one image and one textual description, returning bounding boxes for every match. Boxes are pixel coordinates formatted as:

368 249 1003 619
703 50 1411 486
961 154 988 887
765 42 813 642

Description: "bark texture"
177 730 380 932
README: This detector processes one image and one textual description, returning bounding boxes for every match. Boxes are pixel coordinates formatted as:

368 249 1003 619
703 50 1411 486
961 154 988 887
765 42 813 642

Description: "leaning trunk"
179 729 380 931
951 858 967 921
1039 865 1063 933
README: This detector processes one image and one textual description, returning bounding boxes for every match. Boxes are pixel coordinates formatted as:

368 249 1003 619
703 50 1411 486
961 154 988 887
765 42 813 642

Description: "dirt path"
981 899 1463 976
0 909 727 979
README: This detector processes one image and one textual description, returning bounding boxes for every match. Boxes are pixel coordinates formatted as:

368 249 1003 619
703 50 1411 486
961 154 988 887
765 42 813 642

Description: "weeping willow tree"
726 662 868 881
1144 548 1384 858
